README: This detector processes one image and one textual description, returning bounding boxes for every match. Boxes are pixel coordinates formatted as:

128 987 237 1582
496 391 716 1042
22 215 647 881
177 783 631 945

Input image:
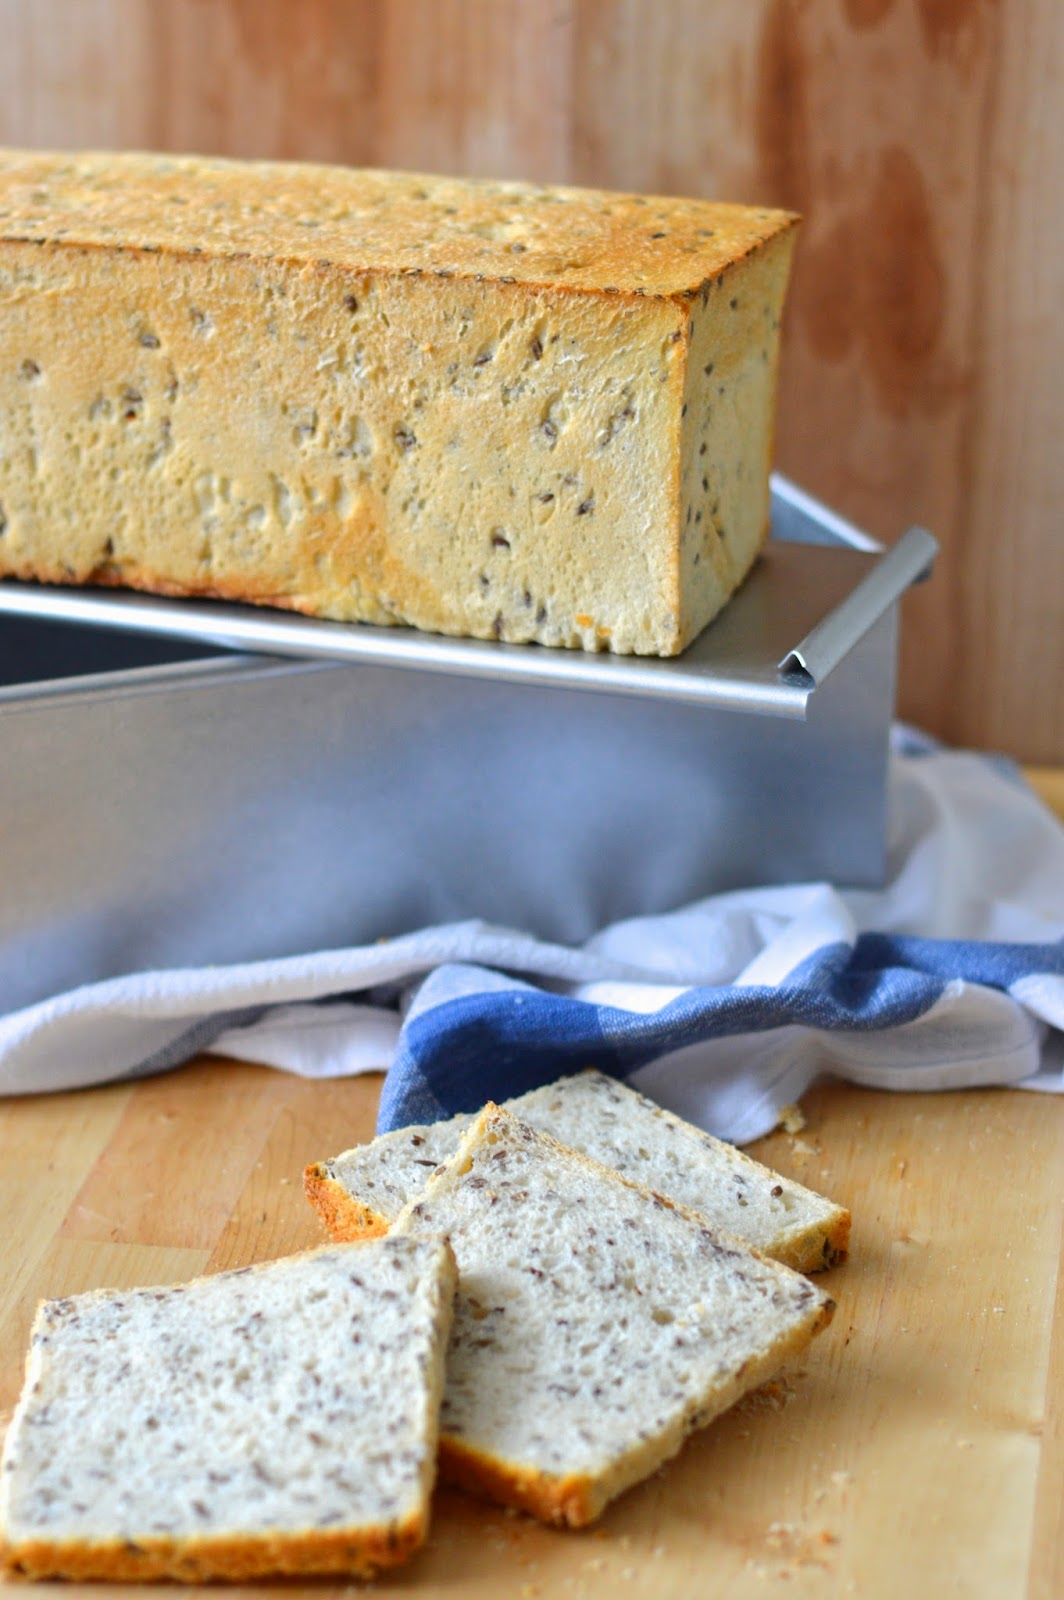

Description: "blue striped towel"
2 732 1062 1143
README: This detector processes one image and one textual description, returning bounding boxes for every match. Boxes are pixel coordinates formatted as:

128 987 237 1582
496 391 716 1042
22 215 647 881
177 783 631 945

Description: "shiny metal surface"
0 478 935 718
767 473 884 552
0 482 917 1014
777 525 936 688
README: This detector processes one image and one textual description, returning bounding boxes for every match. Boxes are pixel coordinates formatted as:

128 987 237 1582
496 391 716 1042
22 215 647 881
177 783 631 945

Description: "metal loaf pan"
0 478 935 1015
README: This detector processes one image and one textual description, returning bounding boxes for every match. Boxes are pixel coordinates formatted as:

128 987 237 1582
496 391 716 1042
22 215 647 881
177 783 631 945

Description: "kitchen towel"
2 730 1062 1143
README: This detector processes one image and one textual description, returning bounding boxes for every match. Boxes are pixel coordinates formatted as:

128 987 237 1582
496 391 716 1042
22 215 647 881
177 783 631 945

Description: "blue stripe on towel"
850 934 1064 988
376 934 1064 1132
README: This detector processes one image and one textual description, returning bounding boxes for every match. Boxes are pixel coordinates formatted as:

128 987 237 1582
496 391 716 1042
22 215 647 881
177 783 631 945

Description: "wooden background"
0 0 1060 761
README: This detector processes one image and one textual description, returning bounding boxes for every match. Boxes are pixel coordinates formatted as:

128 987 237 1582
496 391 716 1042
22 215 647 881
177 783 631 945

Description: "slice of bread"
390 1104 834 1527
306 1070 850 1271
0 1236 456 1582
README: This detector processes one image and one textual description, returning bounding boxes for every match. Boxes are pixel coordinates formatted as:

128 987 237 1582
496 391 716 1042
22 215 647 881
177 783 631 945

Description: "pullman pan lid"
0 478 936 718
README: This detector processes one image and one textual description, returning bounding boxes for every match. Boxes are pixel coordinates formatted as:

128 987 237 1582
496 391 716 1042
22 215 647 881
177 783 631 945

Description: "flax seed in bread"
305 1070 849 1271
0 1237 456 1582
0 150 796 655
390 1104 834 1526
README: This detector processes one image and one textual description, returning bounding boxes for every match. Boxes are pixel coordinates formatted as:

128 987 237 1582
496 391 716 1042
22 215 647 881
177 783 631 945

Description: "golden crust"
438 1436 596 1529
302 1162 390 1241
826 1209 851 1267
0 149 796 302
0 153 795 659
773 1209 851 1274
0 1509 426 1582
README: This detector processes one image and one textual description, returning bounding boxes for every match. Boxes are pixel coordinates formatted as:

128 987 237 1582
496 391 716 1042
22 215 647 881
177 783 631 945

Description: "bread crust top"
0 149 796 301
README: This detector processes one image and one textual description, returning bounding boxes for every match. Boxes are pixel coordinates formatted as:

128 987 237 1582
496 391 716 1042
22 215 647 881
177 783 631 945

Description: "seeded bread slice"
390 1104 834 1527
305 1070 849 1271
0 1236 456 1582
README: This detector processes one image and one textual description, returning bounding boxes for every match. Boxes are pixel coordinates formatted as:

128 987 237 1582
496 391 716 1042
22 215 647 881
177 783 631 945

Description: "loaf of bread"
0 150 795 655
305 1070 850 1272
0 1237 457 1582
390 1104 834 1526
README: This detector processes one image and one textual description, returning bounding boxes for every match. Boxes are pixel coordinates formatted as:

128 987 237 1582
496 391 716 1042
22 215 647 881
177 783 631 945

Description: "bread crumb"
762 1520 838 1571
778 1103 806 1135
737 1375 797 1415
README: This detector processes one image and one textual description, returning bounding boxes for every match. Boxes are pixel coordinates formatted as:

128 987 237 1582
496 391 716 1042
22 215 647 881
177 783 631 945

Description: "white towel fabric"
1 732 1062 1143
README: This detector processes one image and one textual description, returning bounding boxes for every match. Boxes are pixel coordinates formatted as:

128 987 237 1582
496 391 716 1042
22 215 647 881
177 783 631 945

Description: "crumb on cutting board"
778 1103 807 1135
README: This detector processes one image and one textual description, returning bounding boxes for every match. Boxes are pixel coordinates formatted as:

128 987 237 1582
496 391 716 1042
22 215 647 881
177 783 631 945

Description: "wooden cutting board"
2 768 1062 1596
2 1072 1060 1598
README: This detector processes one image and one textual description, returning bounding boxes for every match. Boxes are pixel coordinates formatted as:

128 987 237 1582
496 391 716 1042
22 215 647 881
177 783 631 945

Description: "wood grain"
0 0 1060 760
1 1068 1060 1598
58 1058 291 1250
0 1080 132 1361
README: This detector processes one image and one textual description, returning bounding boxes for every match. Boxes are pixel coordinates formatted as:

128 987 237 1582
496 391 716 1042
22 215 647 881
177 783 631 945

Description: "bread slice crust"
1 1518 425 1583
305 1071 850 1272
392 1105 834 1526
0 1238 456 1582
303 1160 390 1241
